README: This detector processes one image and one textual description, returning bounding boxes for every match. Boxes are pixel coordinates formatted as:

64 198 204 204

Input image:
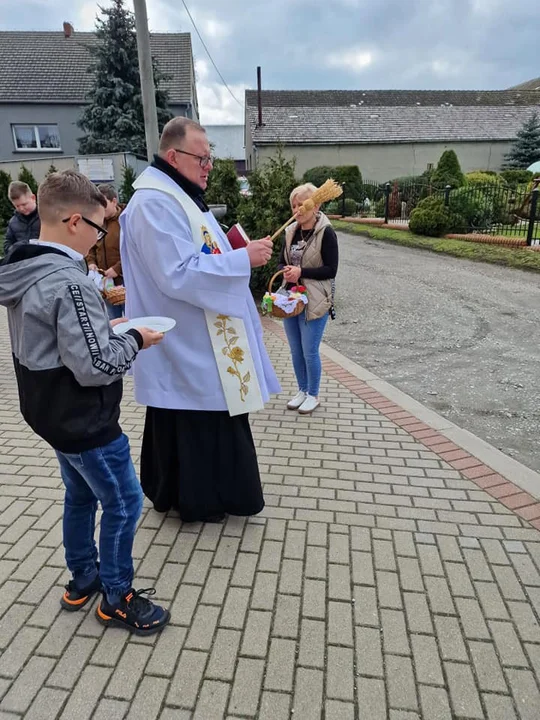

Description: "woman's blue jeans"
283 310 329 397
55 433 143 601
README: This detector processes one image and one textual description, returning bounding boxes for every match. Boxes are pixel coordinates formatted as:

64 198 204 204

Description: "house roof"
0 31 194 105
206 125 244 160
246 90 540 145
245 89 540 108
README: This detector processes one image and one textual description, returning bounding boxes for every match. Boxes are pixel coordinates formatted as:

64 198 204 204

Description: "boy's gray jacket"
0 243 142 452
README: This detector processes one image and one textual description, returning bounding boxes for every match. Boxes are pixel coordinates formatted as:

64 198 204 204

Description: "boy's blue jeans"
283 310 329 397
55 433 143 602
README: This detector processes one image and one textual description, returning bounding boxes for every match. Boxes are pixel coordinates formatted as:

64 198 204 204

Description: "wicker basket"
102 286 126 306
266 270 306 319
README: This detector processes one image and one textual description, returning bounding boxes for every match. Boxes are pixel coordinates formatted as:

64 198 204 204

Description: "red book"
227 223 251 249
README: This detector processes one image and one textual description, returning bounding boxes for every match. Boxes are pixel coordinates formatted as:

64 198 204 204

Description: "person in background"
87 184 125 319
279 182 339 415
4 181 41 255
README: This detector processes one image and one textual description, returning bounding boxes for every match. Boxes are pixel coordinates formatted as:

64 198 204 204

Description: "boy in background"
4 181 41 255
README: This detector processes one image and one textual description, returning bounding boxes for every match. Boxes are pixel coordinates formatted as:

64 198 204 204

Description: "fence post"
384 183 391 224
444 185 451 207
341 183 346 218
527 187 539 246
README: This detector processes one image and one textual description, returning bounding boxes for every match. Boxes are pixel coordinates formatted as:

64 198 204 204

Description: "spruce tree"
503 112 540 169
119 164 137 204
205 159 241 227
78 0 172 156
18 165 38 195
431 150 465 188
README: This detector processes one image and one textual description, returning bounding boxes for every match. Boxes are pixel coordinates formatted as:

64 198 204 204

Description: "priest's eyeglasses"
173 148 214 168
62 216 108 241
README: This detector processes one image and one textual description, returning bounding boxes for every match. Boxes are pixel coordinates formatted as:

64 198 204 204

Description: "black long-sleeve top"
278 225 339 280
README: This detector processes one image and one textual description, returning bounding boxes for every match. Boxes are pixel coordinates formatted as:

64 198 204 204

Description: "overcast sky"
3 0 538 124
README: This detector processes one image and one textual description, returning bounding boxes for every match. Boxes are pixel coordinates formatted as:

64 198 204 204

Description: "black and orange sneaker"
95 588 170 636
60 574 102 612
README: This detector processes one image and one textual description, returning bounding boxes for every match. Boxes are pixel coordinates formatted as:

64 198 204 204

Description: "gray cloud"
3 0 538 123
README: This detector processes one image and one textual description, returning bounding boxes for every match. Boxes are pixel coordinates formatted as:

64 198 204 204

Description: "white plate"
113 316 176 335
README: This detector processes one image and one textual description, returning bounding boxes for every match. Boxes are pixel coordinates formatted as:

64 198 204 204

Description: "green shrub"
409 207 451 236
448 187 494 231
302 166 335 188
374 197 386 217
465 172 506 186
237 148 297 296
408 195 460 236
333 166 363 202
500 169 534 188
325 201 339 215
205 158 241 227
326 197 357 216
431 150 465 188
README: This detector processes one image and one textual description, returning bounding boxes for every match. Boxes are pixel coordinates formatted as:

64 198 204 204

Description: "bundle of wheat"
269 179 343 242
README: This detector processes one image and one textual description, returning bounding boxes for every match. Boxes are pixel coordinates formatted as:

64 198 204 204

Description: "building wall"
251 140 512 182
0 102 190 162
0 152 147 186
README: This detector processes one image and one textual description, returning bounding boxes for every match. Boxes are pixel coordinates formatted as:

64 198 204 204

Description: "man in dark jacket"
4 181 41 255
87 184 125 319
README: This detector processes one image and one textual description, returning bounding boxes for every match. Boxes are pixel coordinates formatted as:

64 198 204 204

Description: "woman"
278 183 339 414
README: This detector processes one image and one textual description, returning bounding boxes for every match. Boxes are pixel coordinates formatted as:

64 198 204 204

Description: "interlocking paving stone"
0 316 539 717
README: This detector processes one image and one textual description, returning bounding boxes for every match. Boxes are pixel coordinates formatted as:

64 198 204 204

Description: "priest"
120 117 280 523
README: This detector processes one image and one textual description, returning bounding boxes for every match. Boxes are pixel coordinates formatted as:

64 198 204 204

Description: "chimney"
257 66 264 127
63 22 74 38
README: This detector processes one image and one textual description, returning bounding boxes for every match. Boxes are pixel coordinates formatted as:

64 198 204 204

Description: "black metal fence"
328 178 540 245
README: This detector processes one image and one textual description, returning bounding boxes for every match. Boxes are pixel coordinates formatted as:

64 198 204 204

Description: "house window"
12 124 62 151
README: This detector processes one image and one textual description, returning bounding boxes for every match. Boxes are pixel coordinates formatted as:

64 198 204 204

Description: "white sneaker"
287 391 306 410
298 394 320 415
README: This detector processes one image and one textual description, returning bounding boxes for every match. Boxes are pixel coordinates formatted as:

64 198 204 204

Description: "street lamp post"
133 0 159 161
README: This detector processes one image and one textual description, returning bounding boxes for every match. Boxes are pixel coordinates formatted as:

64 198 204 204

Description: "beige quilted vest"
284 212 333 321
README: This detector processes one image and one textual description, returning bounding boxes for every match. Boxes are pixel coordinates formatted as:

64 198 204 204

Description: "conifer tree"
504 112 540 169
78 0 172 156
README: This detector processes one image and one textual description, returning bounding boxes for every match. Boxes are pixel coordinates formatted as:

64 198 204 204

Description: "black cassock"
140 407 264 522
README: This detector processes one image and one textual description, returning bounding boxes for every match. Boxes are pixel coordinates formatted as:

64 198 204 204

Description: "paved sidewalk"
1 310 540 719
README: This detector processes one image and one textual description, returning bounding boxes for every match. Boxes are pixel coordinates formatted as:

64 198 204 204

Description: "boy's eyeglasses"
62 216 108 241
173 148 214 168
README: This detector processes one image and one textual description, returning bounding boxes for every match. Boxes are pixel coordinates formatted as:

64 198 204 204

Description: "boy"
87 184 125 320
0 170 170 635
4 181 41 255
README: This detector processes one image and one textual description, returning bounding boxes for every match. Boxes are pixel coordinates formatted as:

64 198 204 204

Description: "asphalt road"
325 231 540 473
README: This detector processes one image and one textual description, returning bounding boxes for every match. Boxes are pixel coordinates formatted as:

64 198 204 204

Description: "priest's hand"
137 327 165 349
247 237 273 268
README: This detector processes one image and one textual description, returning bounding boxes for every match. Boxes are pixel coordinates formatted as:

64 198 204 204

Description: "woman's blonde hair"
289 183 318 208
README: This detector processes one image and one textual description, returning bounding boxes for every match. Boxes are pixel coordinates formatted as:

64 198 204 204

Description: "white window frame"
11 124 62 152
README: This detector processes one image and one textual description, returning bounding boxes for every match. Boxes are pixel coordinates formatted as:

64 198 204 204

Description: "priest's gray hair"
159 117 206 153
